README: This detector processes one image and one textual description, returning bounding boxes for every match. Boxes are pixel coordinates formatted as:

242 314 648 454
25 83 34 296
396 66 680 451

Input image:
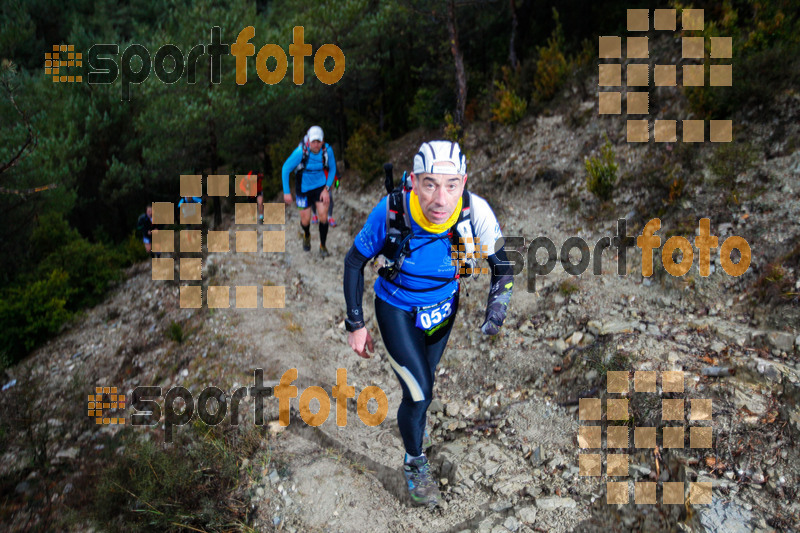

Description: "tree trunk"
446 0 467 127
209 116 221 228
337 86 347 167
509 0 519 70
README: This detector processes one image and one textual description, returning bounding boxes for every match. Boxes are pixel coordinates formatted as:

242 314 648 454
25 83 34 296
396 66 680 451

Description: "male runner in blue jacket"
282 125 337 258
343 140 514 506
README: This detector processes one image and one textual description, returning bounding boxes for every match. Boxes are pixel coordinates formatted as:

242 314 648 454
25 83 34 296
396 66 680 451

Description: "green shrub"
0 210 130 367
119 231 149 266
28 212 81 262
347 122 388 184
491 81 527 125
585 134 618 202
0 270 73 368
533 8 568 103
558 279 579 296
709 142 758 182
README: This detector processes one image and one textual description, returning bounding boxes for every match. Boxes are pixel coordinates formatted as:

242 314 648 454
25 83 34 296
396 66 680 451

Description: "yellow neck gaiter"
409 190 462 234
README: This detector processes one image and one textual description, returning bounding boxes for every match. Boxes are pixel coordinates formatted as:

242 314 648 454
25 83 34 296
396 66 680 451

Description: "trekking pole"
383 163 394 195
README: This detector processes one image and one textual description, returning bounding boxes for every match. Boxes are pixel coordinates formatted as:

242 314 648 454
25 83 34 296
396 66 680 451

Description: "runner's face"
309 140 323 154
412 172 467 224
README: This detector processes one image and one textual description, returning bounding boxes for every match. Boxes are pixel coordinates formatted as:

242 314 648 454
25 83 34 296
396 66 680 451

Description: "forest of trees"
1 0 798 366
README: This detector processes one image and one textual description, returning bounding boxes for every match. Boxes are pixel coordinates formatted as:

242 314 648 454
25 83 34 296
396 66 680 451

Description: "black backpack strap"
448 190 481 277
382 188 410 261
448 190 472 244
377 189 479 290
295 142 307 195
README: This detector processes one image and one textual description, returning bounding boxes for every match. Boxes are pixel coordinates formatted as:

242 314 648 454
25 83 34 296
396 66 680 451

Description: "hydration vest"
376 187 478 291
294 136 329 195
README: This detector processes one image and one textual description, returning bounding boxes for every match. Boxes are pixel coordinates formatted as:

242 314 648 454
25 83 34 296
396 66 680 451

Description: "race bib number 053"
415 296 455 331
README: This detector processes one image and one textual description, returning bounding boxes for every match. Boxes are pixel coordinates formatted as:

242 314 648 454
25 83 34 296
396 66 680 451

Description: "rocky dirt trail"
3 110 800 532
176 115 799 532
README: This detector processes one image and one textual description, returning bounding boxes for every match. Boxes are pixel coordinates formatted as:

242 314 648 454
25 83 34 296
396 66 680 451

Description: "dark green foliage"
709 142 759 182
0 213 127 367
268 116 308 194
0 270 72 368
0 0 795 369
684 0 800 118
31 223 123 311
409 87 448 130
120 231 150 266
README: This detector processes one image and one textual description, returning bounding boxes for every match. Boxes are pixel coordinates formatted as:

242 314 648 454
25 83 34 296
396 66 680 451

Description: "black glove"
480 250 513 336
481 301 507 335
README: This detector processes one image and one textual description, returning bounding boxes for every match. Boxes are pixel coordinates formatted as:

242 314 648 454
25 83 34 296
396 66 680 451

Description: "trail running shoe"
320 245 329 258
302 234 311 252
328 217 337 227
403 455 440 507
311 214 319 224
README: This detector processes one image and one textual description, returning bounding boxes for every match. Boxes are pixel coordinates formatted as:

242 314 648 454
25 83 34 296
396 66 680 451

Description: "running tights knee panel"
374 294 459 456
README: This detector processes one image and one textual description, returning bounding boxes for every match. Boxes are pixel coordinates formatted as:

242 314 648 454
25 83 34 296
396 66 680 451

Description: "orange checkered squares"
235 174 259 197
607 482 629 504
635 482 656 504
45 44 82 82
580 453 602 476
627 9 648 32
450 237 490 275
88 386 126 425
146 175 288 309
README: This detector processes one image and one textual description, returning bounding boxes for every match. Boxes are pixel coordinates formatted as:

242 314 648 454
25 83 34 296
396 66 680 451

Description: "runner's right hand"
348 328 374 359
283 193 293 205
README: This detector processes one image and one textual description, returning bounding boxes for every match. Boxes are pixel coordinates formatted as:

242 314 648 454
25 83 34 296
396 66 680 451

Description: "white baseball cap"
307 125 324 143
413 140 466 175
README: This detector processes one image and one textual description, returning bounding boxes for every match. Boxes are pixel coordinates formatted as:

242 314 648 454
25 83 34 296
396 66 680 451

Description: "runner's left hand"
480 302 506 336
